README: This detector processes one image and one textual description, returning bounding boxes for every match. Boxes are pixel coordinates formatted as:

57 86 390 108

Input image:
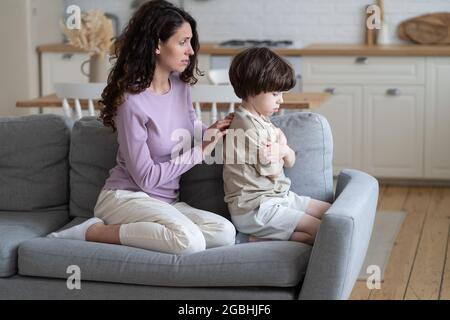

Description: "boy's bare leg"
290 231 314 245
290 213 321 245
304 199 331 220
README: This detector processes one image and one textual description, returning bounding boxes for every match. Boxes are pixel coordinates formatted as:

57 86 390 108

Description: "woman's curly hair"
99 0 201 131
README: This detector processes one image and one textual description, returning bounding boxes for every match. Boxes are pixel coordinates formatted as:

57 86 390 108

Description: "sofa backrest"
70 112 334 219
274 112 334 203
0 114 70 212
69 117 117 218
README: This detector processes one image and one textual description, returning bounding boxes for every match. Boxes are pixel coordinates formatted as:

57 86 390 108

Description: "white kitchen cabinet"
301 55 438 180
301 56 425 85
304 84 362 176
363 85 425 178
425 58 450 179
40 52 90 95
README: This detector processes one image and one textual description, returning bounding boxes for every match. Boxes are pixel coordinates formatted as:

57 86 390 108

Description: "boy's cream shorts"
231 191 311 241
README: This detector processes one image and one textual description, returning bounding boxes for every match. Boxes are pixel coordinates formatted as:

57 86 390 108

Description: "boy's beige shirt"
223 106 291 216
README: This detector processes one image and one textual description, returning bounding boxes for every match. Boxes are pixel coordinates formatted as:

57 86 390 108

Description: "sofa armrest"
298 169 379 300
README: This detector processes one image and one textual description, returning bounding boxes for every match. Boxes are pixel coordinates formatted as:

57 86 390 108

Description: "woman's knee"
217 219 237 246
203 219 236 248
173 227 206 255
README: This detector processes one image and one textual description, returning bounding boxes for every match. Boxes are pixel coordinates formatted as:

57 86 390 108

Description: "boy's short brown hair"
228 47 296 100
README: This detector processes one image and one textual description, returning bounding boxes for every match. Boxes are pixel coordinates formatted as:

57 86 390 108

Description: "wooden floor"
350 185 450 300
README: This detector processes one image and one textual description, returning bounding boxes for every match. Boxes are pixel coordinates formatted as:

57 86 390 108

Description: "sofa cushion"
180 112 334 218
18 218 311 287
69 117 117 218
0 114 70 211
0 210 69 277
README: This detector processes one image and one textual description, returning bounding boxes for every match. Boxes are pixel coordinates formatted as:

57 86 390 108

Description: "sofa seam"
20 248 306 268
19 250 305 286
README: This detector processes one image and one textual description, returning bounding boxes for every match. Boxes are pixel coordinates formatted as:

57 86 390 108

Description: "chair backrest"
207 68 230 85
54 82 106 120
190 84 240 124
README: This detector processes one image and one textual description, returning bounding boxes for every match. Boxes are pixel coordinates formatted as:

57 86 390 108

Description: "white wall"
64 0 450 46
62 0 135 36
0 0 63 116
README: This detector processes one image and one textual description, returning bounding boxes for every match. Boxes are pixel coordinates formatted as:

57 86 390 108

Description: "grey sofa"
0 112 378 300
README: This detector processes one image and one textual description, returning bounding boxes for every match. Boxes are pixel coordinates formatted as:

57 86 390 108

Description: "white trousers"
94 189 236 255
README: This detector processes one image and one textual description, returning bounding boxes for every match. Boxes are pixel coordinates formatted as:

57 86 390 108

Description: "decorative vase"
378 21 390 45
81 54 109 83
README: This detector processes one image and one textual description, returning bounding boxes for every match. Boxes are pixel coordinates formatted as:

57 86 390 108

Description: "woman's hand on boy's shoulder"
207 112 234 131
224 112 235 122
202 112 235 157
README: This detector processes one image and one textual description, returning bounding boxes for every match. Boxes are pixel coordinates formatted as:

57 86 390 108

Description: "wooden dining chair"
55 82 239 124
190 84 240 124
54 82 106 120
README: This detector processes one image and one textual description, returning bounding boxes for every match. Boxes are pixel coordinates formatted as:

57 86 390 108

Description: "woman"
48 0 236 254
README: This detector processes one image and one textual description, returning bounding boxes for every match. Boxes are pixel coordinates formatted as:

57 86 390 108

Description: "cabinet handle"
386 88 401 96
355 56 368 64
324 87 336 95
62 53 73 60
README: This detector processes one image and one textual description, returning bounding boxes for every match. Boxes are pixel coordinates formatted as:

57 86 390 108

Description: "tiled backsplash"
63 0 450 46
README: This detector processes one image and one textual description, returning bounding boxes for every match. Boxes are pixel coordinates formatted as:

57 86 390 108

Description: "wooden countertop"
198 43 305 56
295 43 450 57
38 42 450 57
37 43 88 53
16 92 330 110
199 43 450 56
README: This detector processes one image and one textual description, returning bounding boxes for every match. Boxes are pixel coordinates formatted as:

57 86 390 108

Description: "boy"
223 47 331 245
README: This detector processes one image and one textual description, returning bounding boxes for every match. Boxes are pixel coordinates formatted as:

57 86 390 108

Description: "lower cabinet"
425 58 450 179
304 84 362 176
363 85 425 178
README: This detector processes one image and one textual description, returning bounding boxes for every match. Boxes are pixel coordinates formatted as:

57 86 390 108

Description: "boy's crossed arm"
262 128 296 169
